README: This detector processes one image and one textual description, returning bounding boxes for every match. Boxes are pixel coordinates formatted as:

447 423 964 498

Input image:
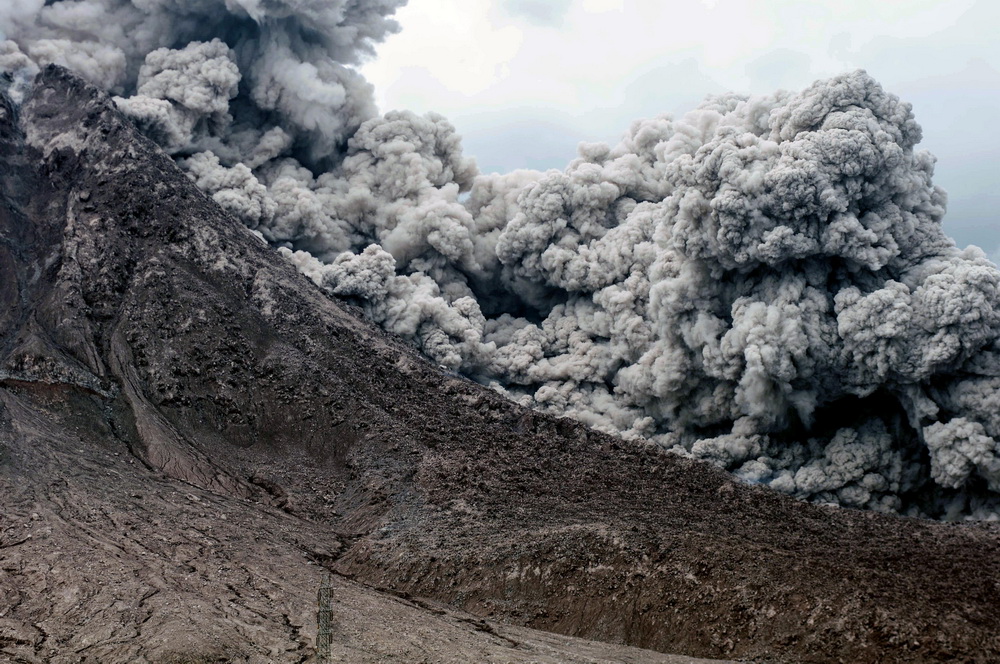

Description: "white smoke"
4 2 1000 520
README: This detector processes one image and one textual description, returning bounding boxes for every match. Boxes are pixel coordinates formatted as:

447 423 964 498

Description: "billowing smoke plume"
4 2 1000 520
0 0 405 162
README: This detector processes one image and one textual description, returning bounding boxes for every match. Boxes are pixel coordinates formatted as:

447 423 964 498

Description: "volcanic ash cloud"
4 2 1000 520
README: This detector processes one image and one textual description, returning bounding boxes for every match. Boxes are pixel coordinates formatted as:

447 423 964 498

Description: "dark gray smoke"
4 2 1000 520
0 0 405 162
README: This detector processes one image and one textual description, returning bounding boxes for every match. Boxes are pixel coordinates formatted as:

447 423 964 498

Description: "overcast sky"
361 0 1000 256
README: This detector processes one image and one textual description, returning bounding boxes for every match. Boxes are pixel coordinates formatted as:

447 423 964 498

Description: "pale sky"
361 0 1000 256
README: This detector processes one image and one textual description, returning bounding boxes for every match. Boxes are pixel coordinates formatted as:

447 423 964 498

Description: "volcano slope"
0 66 999 664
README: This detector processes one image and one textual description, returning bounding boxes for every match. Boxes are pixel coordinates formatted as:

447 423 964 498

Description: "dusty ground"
0 383 726 664
0 66 998 663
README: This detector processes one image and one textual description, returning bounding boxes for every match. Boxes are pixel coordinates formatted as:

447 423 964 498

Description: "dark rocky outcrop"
0 66 997 663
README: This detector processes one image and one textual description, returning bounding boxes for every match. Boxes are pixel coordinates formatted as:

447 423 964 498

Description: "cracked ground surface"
0 385 720 663
0 67 998 663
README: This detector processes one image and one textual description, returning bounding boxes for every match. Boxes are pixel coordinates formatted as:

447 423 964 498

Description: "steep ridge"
0 66 997 663
0 67 722 664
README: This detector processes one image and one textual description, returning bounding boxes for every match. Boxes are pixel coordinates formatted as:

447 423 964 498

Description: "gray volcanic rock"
0 66 998 663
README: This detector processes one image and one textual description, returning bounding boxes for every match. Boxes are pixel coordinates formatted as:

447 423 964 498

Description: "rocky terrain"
0 66 998 663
